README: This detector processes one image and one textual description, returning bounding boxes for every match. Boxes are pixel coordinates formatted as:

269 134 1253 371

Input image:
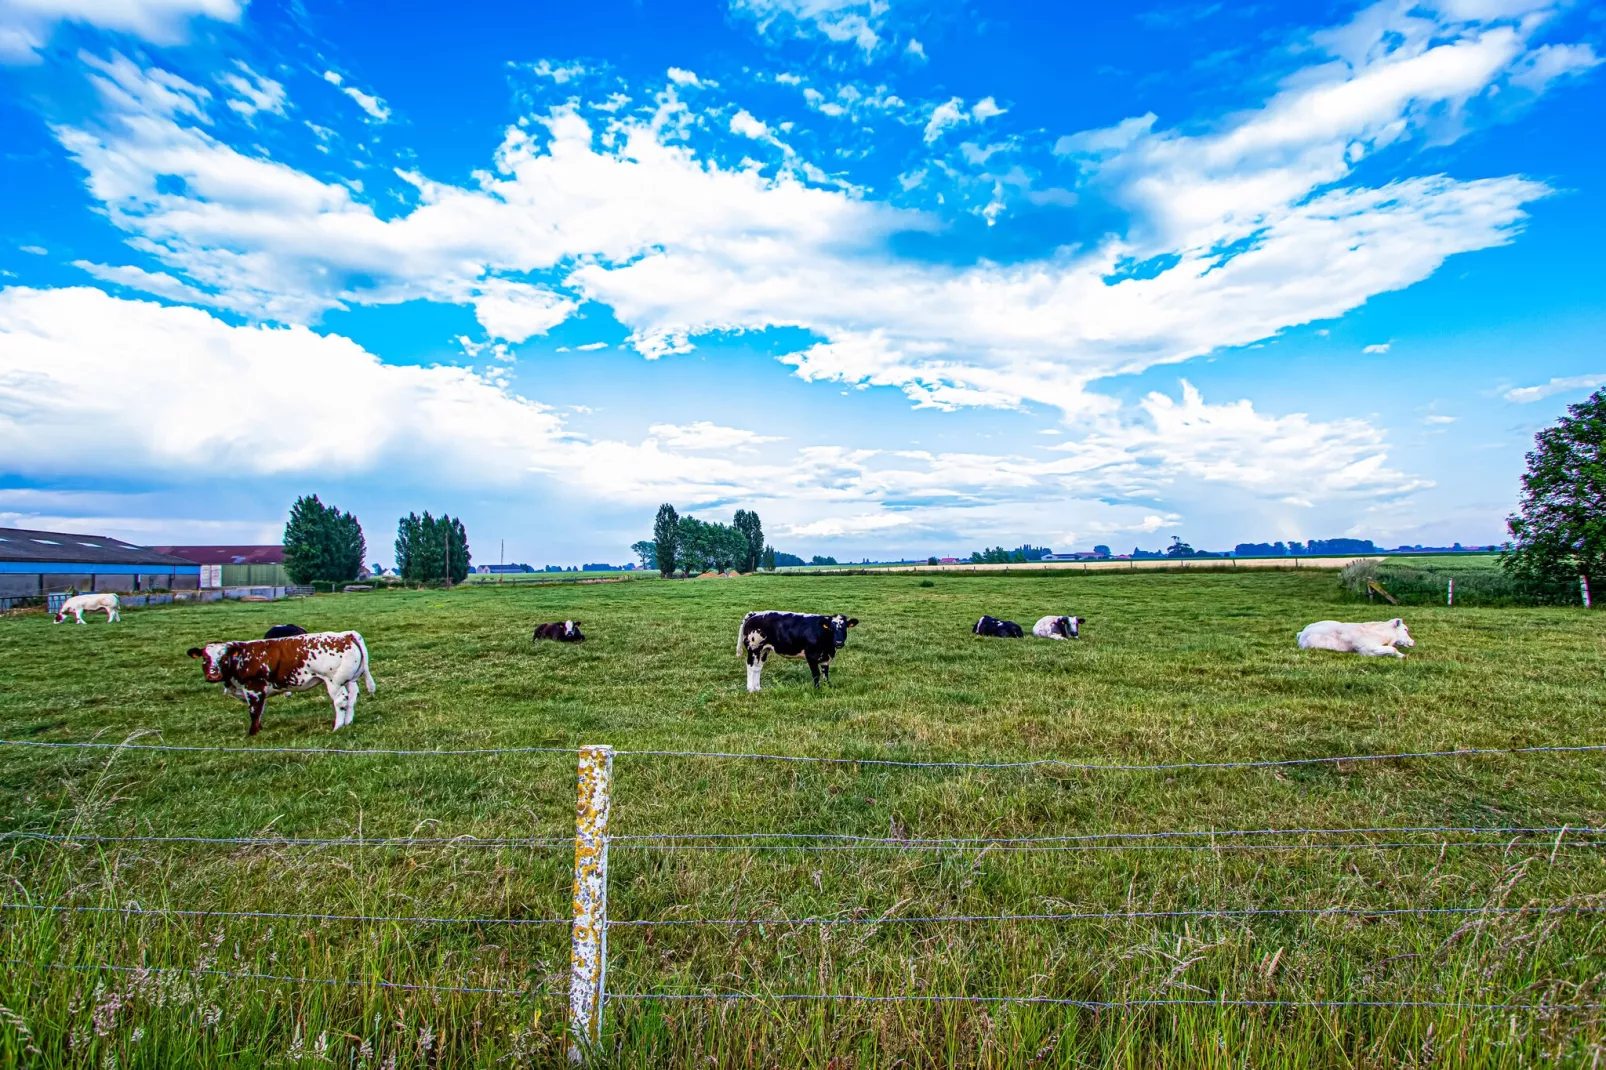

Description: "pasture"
1 569 1604 1067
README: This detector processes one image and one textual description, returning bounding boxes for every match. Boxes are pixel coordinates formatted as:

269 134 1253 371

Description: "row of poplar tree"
282 495 471 585
637 504 775 577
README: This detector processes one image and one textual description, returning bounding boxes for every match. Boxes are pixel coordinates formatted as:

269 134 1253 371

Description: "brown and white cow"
187 631 375 735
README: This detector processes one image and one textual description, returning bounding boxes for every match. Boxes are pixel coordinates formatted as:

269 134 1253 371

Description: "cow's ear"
821 620 832 630
186 647 203 659
846 618 858 627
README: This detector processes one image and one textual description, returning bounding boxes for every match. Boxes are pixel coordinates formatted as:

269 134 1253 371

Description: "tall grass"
2 571 1604 1066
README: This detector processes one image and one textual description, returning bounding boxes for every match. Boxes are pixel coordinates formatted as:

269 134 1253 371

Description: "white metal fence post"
568 744 614 1062
1447 578 1454 606
1582 575 1592 609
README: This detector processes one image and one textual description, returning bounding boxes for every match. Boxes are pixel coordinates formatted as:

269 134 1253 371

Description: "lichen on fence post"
567 744 614 1063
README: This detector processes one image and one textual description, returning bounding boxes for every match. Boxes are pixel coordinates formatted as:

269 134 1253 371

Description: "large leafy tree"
283 494 366 585
1504 388 1606 600
733 509 764 572
653 504 679 578
395 512 472 584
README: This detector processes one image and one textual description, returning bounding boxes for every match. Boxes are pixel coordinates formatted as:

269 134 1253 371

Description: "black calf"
264 624 307 639
973 615 1024 638
533 620 585 642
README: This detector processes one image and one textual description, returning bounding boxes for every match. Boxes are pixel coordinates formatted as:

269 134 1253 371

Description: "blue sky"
0 0 1601 566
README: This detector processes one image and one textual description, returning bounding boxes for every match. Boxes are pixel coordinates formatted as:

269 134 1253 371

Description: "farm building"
149 545 290 588
0 526 200 600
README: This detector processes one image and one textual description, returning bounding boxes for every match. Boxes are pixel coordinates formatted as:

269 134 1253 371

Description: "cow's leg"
806 653 822 688
821 658 831 685
105 606 117 623
247 693 265 735
1356 643 1404 658
74 610 85 624
325 679 348 729
342 681 359 727
746 651 763 693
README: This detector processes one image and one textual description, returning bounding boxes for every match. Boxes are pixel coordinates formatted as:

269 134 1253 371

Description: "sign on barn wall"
200 565 223 588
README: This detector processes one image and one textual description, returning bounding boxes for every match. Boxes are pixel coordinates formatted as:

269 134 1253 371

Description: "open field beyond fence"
1 569 1604 1067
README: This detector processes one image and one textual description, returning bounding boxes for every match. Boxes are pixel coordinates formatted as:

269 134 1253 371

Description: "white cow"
1297 618 1415 658
1032 615 1083 639
55 593 120 624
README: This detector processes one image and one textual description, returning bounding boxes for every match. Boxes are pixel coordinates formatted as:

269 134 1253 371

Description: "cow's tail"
355 632 376 692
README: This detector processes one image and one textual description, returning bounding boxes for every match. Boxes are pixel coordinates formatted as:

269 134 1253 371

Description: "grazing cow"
1032 615 1084 640
739 611 857 692
55 593 119 624
264 624 308 639
973 615 1024 638
187 631 376 735
1297 618 1415 659
534 620 585 642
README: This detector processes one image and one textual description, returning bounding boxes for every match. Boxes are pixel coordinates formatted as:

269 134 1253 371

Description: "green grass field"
2 570 1604 1067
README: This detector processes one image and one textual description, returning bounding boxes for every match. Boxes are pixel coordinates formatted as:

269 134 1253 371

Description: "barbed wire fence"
3 736 1605 1061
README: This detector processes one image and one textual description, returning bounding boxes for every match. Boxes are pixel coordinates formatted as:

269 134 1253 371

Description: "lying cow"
264 624 307 639
739 611 857 691
55 593 120 624
533 620 585 642
187 631 376 734
1033 615 1084 640
973 615 1024 638
1297 618 1415 659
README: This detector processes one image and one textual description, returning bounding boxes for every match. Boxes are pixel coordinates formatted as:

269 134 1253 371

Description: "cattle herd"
45 589 1419 734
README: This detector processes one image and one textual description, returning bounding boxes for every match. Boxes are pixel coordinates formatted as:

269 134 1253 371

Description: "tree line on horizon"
276 388 1601 599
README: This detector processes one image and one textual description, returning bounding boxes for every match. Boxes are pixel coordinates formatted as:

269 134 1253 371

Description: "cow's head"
186 642 235 682
822 614 858 648
1389 618 1414 647
565 620 584 641
1057 615 1085 639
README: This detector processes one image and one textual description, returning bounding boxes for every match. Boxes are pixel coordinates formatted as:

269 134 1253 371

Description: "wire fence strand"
4 737 1604 772
1 832 571 849
1 902 570 928
610 824 1605 846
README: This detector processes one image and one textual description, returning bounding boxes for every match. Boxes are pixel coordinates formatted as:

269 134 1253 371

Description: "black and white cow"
1032 615 1084 640
533 620 585 642
739 611 858 691
973 615 1024 638
264 624 308 639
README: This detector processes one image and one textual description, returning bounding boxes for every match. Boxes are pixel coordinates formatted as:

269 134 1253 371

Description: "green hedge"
1338 559 1580 607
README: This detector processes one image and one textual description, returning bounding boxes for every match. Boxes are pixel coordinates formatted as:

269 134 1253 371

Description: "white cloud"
532 59 585 84
666 66 702 86
783 512 912 537
647 421 783 451
1424 414 1456 424
922 96 966 142
575 341 609 351
0 0 241 63
218 62 285 120
970 96 1005 121
47 2 1583 439
731 0 883 56
0 289 1420 525
323 69 389 121
904 38 924 60
1363 342 1391 354
1508 42 1600 92
1503 373 1606 403
19 244 47 255
729 108 769 138
468 279 577 343
73 258 218 304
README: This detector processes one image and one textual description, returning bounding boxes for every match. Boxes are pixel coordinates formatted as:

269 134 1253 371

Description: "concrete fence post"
568 744 614 1062
1582 576 1592 609
1447 579 1454 606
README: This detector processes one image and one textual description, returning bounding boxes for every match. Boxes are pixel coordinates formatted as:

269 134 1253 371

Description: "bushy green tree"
733 509 765 572
395 512 471 584
1166 537 1196 558
282 494 366 585
762 545 777 571
653 504 679 578
1504 388 1606 600
631 540 657 571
